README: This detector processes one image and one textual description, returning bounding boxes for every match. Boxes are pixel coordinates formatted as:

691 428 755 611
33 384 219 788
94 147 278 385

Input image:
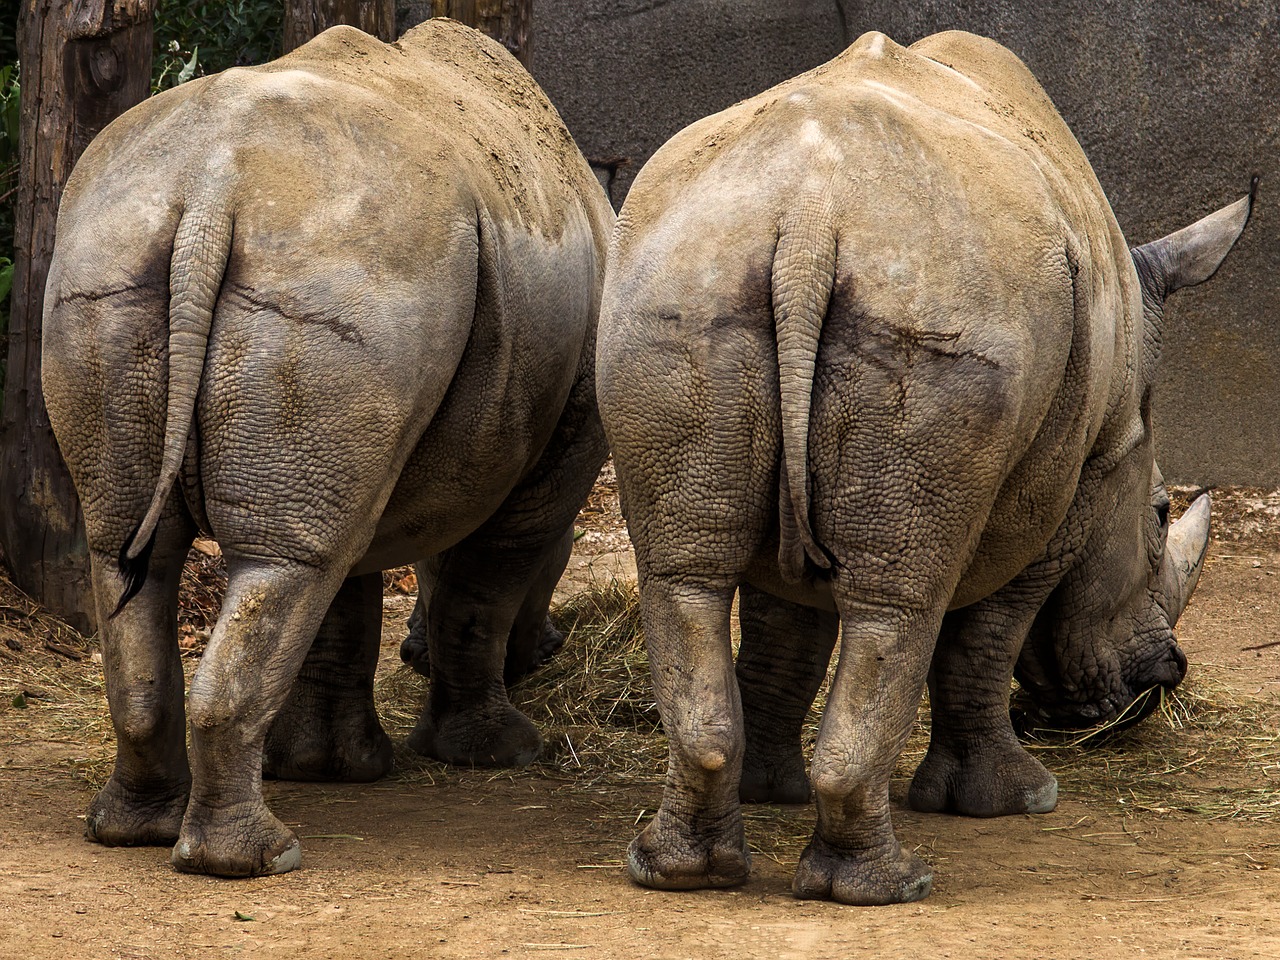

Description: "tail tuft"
110 522 157 619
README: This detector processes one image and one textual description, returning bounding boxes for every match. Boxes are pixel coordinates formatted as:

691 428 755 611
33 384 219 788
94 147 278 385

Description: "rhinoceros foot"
407 702 543 767
627 806 751 890
171 799 301 877
262 710 393 783
86 776 189 847
739 748 812 805
907 739 1058 817
793 834 932 905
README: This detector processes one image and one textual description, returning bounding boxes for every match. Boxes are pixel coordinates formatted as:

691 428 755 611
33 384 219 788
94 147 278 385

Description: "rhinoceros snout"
1129 640 1188 695
1012 638 1186 741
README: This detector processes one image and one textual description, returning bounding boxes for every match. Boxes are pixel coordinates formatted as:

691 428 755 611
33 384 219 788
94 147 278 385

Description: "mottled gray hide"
42 21 612 878
597 30 1248 905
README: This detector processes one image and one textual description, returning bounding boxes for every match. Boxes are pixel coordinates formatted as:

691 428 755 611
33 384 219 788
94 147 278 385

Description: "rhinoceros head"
1013 183 1255 734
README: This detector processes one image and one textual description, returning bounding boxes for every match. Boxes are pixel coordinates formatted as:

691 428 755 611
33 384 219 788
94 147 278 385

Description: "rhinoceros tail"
113 195 233 618
772 196 837 584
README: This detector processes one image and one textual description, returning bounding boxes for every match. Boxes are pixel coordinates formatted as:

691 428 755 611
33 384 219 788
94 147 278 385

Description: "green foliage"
152 0 283 90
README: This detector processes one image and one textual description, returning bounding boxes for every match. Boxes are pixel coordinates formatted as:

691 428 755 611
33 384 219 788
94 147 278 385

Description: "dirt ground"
2 479 1279 959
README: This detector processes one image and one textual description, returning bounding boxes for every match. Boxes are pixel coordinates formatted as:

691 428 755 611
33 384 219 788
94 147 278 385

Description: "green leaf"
233 910 255 922
11 692 26 709
0 258 13 304
176 47 200 85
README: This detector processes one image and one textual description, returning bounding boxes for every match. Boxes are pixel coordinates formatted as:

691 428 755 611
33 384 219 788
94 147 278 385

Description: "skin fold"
597 30 1249 905
42 21 613 878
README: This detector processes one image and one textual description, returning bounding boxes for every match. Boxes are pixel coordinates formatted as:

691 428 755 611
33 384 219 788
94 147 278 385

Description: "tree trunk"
0 0 156 635
429 0 530 66
283 0 397 52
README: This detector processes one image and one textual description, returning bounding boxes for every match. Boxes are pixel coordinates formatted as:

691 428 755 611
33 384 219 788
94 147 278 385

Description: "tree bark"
429 0 530 66
1 0 156 635
283 0 397 52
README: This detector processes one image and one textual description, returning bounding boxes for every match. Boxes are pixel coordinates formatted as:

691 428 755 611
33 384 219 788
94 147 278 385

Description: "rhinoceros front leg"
908 583 1058 817
398 552 441 674
627 576 751 890
405 532 551 767
401 527 571 686
736 584 837 804
85 514 194 848
792 597 936 906
502 525 573 685
407 366 605 767
172 560 347 877
261 572 393 783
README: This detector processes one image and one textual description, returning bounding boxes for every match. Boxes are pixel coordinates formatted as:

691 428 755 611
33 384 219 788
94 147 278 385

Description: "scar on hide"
52 278 167 308
851 316 1001 372
223 283 366 345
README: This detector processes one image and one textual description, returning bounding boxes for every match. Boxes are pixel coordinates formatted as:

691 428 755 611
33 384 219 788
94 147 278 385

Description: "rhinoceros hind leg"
174 559 350 877
736 584 837 805
85 512 194 848
86 778 189 848
794 593 941 905
626 577 753 890
172 794 301 877
262 572 393 783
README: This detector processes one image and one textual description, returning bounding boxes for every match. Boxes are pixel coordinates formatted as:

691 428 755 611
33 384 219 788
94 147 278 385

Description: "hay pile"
375 579 668 787
0 571 114 789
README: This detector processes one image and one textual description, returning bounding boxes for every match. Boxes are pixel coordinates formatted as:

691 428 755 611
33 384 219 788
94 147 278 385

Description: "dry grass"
373 579 667 789
1024 674 1280 822
0 573 115 790
4 570 1279 827
375 580 1280 827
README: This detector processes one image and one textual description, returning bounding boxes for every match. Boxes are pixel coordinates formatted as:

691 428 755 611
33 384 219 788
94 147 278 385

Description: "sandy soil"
1 481 1279 960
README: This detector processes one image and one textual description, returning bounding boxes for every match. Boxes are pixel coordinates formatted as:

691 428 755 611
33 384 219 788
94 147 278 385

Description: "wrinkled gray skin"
597 30 1250 906
399 528 572 687
42 21 612 878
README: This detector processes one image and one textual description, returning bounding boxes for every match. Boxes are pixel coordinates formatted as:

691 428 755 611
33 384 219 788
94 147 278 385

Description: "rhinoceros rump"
42 21 612 878
597 30 1249 905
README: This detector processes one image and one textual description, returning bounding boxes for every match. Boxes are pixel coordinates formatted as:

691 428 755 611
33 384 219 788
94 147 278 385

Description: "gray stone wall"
530 0 847 204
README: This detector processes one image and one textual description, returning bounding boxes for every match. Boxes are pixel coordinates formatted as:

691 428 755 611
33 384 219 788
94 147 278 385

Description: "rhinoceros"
596 30 1250 905
42 20 612 877
399 526 573 686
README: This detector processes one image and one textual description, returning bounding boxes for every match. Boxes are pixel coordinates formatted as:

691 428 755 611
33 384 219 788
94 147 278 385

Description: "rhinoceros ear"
1131 177 1257 301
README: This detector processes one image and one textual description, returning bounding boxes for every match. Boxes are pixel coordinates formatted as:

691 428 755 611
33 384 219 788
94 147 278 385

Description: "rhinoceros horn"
1131 177 1257 299
1158 493 1211 623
